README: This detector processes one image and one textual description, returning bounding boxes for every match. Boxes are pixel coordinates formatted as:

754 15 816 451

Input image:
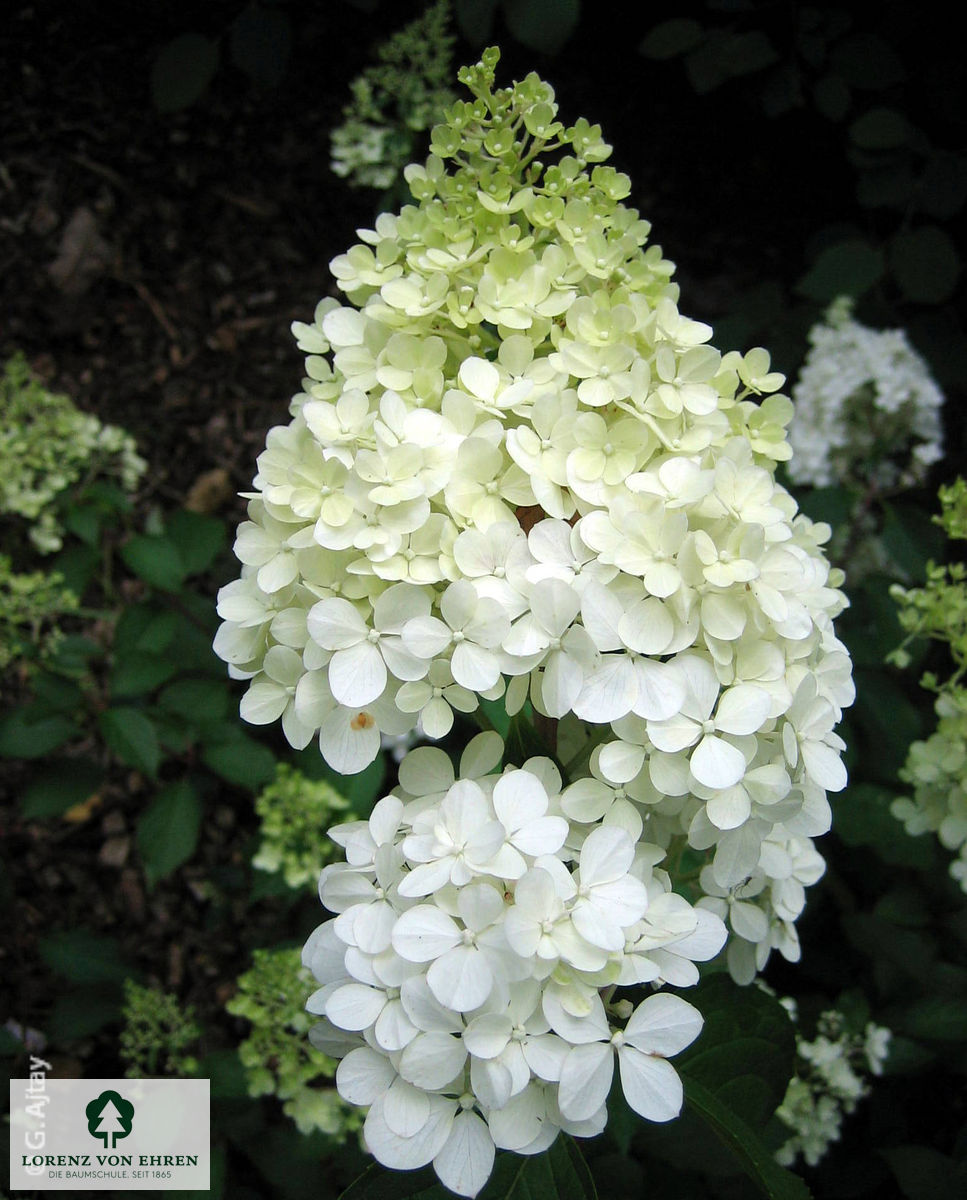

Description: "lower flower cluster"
303 733 725 1196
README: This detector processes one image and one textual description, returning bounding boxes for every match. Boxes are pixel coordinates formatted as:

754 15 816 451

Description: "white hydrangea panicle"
302 734 724 1195
220 56 858 1184
788 296 944 490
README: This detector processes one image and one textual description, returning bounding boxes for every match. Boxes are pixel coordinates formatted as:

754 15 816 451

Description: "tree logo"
85 1089 135 1149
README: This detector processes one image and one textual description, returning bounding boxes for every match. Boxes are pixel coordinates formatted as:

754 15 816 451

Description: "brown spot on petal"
351 712 375 731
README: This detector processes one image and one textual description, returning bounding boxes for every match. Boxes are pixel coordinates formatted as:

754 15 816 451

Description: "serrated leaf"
39 929 133 984
504 0 580 56
21 760 104 819
797 239 885 300
639 19 704 60
99 706 161 776
121 533 188 591
685 1077 812 1200
151 33 220 114
137 779 203 886
230 5 292 87
890 226 960 304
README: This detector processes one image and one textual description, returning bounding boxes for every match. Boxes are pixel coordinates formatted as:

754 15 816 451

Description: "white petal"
329 643 387 707
623 994 704 1057
451 641 501 691
239 679 288 725
558 1042 614 1121
690 734 747 789
463 1013 511 1059
384 1078 431 1137
364 1093 454 1170
428 945 494 1012
399 1032 468 1090
336 1046 396 1105
714 685 770 736
433 1111 496 1199
326 983 385 1031
392 906 461 962
618 1046 684 1122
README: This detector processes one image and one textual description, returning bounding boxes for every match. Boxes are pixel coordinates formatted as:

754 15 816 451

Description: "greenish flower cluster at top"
330 0 456 193
252 764 351 889
0 353 145 555
119 979 201 1078
891 479 967 891
227 947 360 1139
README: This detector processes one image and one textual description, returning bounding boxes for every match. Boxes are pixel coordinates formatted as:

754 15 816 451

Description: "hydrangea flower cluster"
253 764 351 888
217 49 856 1189
1 353 145 554
228 948 360 1139
787 297 944 490
303 732 725 1196
775 1001 890 1168
891 479 967 892
330 0 455 193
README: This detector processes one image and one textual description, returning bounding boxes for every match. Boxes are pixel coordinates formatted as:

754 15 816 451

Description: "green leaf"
158 678 232 725
21 759 104 818
639 19 704 60
890 226 961 304
120 533 188 591
678 974 796 1129
503 0 580 57
110 651 181 698
150 33 220 114
50 543 99 596
684 1077 812 1200
62 501 102 546
137 779 204 886
338 1134 597 1199
849 107 913 149
454 0 498 47
0 709 76 758
99 706 161 776
163 509 227 576
229 5 292 87
39 929 133 984
797 239 885 300
202 733 276 789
